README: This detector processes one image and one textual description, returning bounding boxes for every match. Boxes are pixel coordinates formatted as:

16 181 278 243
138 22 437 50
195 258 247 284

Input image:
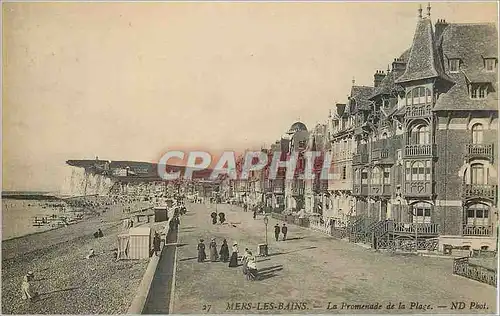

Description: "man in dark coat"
219 212 226 224
253 208 257 220
153 232 161 256
281 223 288 241
274 224 280 241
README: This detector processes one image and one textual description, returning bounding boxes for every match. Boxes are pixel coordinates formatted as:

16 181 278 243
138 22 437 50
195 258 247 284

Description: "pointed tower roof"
395 9 453 85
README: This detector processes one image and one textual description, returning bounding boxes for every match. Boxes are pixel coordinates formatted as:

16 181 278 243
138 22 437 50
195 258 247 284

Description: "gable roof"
434 23 498 112
349 85 374 112
396 17 453 84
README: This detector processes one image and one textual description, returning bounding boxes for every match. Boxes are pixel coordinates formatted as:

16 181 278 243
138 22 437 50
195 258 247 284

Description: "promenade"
171 203 496 314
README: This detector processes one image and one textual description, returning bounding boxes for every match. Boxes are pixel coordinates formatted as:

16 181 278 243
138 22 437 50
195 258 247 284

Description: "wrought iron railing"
466 143 494 161
406 105 431 118
453 257 497 287
462 224 492 236
404 144 436 157
462 184 497 201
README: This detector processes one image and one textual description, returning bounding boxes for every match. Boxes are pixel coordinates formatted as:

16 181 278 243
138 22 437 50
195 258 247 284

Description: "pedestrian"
219 239 229 262
228 242 239 267
153 232 161 256
209 238 219 262
282 223 288 241
21 271 38 301
274 224 280 241
98 228 104 238
246 252 258 281
253 209 257 220
197 239 206 262
241 248 250 278
219 212 226 224
211 212 217 225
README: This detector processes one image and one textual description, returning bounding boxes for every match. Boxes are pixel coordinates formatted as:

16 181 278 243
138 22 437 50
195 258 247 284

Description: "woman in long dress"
228 242 239 267
197 239 206 262
209 238 218 262
219 239 229 262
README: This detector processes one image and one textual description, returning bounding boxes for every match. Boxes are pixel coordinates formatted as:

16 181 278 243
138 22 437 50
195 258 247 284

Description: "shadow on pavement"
259 264 283 272
38 287 79 299
285 237 305 241
179 256 197 262
258 267 284 281
267 246 317 257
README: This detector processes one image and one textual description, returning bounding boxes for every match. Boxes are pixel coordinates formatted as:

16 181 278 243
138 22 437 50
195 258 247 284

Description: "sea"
1 196 65 241
2 166 115 241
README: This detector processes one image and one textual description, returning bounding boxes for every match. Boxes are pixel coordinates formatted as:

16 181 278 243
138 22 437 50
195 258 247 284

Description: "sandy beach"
1 199 154 314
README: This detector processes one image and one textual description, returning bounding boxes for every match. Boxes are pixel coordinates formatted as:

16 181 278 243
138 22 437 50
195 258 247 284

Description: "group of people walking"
197 238 236 265
196 239 258 280
274 223 288 241
210 212 226 225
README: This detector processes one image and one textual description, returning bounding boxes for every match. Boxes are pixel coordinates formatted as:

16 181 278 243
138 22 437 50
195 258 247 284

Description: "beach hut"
128 227 152 259
153 206 169 222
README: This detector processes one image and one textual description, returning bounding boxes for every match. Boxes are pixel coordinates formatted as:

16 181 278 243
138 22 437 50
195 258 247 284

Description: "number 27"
202 304 212 312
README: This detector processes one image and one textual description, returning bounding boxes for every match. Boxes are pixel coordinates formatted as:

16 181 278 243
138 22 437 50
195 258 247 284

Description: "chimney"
392 57 407 72
435 18 449 40
374 70 386 88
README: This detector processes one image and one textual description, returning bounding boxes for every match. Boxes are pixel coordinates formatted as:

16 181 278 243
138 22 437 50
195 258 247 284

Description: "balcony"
333 150 353 162
352 154 369 165
292 181 305 196
465 144 494 162
404 144 436 157
462 225 492 236
380 148 395 164
353 184 368 196
406 105 431 118
462 184 497 201
404 180 433 197
391 222 440 236
369 184 392 196
328 179 352 191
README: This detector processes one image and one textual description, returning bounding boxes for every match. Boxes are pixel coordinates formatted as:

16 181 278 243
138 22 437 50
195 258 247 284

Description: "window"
410 124 430 145
471 123 484 144
470 84 488 99
471 163 486 185
406 160 431 181
412 202 432 224
354 169 360 184
466 203 489 226
485 58 496 72
449 59 460 73
405 87 432 106
381 132 388 140
411 162 425 181
361 168 368 185
372 167 381 185
383 167 391 184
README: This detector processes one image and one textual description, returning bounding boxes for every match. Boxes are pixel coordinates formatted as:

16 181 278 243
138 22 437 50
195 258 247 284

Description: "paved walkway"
171 203 496 314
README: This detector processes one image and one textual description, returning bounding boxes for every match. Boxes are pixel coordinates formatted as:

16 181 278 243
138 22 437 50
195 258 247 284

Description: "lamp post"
408 208 418 253
263 214 269 256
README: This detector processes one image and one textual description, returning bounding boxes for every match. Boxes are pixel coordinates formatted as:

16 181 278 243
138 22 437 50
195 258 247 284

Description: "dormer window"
470 83 488 99
485 58 496 72
449 59 460 73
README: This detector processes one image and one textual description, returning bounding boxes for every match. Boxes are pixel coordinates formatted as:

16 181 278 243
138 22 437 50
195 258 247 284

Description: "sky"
2 1 498 191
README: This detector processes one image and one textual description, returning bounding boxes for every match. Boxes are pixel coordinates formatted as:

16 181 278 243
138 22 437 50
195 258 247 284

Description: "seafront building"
320 5 498 251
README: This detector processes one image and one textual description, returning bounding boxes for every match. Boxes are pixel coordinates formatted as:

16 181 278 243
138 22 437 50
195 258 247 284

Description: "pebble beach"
1 198 152 314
